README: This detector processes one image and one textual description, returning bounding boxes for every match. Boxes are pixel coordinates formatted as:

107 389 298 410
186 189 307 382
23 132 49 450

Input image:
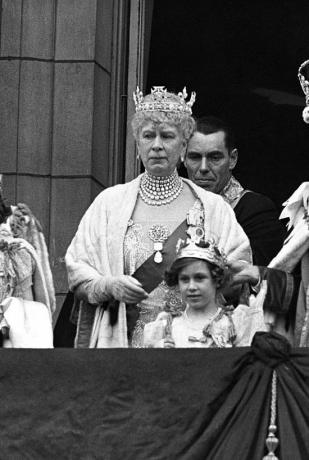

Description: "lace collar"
220 176 244 207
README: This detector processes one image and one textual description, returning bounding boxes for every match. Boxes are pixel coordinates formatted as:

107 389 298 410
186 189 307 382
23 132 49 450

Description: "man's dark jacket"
234 191 286 266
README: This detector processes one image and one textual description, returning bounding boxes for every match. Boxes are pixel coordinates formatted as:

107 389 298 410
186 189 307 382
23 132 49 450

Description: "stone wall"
0 0 125 318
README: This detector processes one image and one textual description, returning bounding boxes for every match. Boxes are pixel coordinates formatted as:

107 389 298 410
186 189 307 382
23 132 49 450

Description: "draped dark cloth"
0 333 308 459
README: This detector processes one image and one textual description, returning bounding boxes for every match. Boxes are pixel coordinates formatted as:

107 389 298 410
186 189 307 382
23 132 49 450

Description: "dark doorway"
147 0 309 207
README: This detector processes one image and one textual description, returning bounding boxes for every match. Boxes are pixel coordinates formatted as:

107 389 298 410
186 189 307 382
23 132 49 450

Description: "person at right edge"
227 59 309 347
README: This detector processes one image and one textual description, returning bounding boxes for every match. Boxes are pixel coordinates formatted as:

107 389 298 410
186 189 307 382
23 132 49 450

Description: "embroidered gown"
124 199 204 347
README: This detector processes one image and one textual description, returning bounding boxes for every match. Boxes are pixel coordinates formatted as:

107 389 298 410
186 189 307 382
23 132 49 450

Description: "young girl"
143 238 266 348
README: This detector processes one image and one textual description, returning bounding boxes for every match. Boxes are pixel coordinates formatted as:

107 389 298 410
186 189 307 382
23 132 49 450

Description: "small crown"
133 86 196 115
176 237 227 270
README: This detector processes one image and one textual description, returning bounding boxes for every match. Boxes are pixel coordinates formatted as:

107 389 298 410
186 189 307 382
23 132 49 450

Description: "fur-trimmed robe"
66 176 251 348
269 182 309 346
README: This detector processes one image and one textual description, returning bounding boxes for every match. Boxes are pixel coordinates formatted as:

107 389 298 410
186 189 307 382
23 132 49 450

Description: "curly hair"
165 257 229 290
131 92 195 141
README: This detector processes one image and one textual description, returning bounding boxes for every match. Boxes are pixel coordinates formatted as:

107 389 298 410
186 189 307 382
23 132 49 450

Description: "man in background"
185 116 286 265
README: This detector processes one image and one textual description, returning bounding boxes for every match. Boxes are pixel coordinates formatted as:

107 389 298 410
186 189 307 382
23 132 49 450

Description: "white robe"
269 182 309 345
65 175 251 348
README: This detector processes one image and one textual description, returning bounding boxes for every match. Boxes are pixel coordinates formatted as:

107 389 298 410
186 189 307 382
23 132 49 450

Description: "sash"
54 218 188 347
109 218 188 330
133 218 188 292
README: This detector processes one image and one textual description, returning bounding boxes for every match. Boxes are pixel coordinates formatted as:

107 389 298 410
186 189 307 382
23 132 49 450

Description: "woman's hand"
143 312 170 347
106 275 148 303
228 260 260 286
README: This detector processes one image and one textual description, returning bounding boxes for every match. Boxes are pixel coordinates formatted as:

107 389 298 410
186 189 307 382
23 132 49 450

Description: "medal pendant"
148 224 170 265
154 251 163 263
153 242 163 263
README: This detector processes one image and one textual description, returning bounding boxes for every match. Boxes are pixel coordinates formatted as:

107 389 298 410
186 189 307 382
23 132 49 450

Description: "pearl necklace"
139 170 183 206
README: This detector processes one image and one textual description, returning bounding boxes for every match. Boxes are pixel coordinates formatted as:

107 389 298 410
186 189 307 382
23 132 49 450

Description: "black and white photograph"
0 0 308 458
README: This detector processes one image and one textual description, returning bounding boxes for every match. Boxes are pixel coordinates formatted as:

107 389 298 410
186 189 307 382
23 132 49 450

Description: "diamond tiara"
133 86 196 115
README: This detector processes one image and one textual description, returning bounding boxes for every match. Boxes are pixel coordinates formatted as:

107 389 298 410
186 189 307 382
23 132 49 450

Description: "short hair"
165 257 229 290
131 91 196 141
194 116 236 152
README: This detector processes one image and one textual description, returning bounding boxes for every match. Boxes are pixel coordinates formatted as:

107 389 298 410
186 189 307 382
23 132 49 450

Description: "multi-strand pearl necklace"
139 170 183 206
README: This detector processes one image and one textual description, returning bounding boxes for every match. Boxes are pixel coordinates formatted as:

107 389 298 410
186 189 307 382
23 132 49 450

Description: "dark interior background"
147 0 309 207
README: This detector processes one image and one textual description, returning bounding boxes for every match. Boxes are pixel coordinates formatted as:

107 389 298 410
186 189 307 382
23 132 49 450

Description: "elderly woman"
65 86 251 348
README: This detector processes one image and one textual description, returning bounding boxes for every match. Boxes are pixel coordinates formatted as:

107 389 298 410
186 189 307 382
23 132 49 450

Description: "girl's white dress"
144 297 267 348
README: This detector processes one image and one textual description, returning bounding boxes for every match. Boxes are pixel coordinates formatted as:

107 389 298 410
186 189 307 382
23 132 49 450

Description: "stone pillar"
0 0 125 318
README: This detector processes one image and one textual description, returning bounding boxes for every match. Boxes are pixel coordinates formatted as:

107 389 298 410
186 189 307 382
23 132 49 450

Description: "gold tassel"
263 370 279 460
